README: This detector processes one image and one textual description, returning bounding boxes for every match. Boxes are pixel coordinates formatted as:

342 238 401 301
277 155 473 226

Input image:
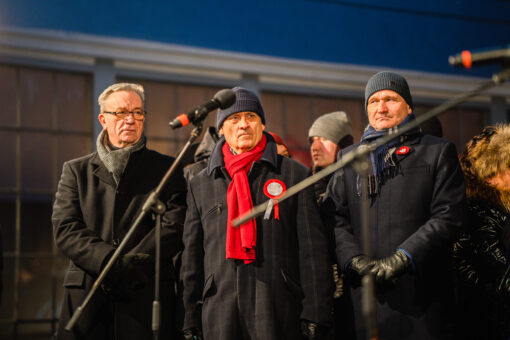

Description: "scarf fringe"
358 114 421 196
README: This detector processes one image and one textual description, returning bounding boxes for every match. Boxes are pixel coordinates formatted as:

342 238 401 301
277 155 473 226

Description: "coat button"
112 238 120 247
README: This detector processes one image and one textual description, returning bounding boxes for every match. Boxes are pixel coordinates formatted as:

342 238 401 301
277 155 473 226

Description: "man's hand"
370 250 411 284
101 253 153 302
182 327 203 340
300 319 328 340
349 255 375 276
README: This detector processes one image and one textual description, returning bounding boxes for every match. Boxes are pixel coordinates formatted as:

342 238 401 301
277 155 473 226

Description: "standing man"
323 72 465 339
181 87 333 340
52 83 186 339
308 111 354 339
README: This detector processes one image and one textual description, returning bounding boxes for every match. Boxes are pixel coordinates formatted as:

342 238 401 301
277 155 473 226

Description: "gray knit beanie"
216 87 265 129
308 111 352 145
365 71 414 111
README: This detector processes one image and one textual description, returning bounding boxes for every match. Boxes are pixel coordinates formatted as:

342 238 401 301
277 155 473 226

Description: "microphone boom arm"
233 67 510 227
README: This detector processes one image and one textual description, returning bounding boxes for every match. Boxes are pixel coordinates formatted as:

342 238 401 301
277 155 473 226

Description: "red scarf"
222 135 267 263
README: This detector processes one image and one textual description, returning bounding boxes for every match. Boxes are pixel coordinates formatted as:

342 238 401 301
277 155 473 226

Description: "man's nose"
376 101 388 112
124 114 136 123
311 140 321 150
239 116 250 127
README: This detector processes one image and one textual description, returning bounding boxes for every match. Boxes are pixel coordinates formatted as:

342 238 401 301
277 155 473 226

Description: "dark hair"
338 134 354 149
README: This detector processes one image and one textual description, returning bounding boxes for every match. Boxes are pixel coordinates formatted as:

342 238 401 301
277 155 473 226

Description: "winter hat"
308 111 352 145
365 71 414 111
216 87 265 129
268 131 289 151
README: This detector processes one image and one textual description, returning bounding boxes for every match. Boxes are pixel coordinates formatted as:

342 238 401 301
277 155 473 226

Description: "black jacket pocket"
200 273 215 304
63 269 86 289
281 269 305 301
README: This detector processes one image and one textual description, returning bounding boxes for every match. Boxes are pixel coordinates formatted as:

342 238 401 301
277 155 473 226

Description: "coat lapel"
91 153 116 187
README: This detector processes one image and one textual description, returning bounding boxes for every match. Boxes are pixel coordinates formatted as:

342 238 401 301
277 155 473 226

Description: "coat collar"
91 152 117 187
206 132 278 176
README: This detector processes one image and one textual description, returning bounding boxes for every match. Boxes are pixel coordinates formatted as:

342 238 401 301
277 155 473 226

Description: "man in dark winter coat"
52 83 187 339
308 111 354 339
180 86 333 340
323 71 465 339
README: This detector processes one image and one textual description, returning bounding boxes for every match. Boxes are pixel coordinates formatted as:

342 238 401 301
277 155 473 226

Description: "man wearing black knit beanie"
181 86 333 340
323 71 466 339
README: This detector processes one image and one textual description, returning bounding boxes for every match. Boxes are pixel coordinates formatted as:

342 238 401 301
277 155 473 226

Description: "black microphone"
169 89 236 129
449 45 510 69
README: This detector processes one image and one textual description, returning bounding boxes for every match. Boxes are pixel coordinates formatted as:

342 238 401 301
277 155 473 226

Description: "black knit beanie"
216 87 265 129
364 71 414 112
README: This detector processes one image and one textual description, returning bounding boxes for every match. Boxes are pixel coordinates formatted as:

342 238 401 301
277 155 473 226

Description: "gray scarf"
96 129 146 184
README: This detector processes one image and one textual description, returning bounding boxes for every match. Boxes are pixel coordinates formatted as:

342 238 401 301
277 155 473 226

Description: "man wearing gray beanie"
309 111 353 175
323 71 465 339
308 111 355 340
181 86 333 340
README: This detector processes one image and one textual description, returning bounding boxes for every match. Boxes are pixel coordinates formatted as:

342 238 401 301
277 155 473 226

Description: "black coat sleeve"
180 180 205 330
130 166 187 262
323 156 363 268
297 183 334 325
399 142 465 268
52 162 114 275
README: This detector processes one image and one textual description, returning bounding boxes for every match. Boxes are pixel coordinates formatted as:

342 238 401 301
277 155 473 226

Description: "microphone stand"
233 67 510 340
65 118 206 340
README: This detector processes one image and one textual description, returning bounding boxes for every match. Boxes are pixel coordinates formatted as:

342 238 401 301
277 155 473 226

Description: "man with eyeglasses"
52 83 186 339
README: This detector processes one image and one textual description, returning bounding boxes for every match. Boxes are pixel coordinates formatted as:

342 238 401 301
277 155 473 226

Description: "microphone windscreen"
214 89 236 109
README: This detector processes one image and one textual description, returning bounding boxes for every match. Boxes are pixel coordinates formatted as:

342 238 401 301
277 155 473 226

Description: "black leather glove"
346 255 375 287
370 250 411 284
101 253 152 302
182 327 203 340
300 319 328 340
349 255 375 276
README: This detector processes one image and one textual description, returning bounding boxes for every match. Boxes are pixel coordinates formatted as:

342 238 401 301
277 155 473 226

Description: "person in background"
308 111 354 339
180 86 333 340
323 71 465 339
453 124 510 339
183 126 221 183
52 83 186 339
268 131 291 158
309 111 353 202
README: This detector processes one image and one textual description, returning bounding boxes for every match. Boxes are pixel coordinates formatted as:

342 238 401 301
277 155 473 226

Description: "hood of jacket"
194 126 220 163
460 124 510 212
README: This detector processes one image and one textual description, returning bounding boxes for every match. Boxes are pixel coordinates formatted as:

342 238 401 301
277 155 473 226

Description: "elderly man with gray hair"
52 83 187 339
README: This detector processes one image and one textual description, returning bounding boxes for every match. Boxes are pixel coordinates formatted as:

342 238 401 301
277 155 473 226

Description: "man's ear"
262 124 265 131
98 114 107 129
219 127 224 136
407 105 412 114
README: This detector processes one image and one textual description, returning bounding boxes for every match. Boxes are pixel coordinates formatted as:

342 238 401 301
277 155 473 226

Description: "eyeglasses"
103 109 146 121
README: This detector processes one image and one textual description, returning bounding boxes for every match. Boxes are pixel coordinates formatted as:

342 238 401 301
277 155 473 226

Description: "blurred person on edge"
180 86 333 340
323 71 465 339
52 83 186 339
452 125 510 339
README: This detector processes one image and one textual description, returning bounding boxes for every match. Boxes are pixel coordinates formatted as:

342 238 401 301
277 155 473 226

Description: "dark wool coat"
323 133 465 340
180 133 333 340
52 147 186 340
